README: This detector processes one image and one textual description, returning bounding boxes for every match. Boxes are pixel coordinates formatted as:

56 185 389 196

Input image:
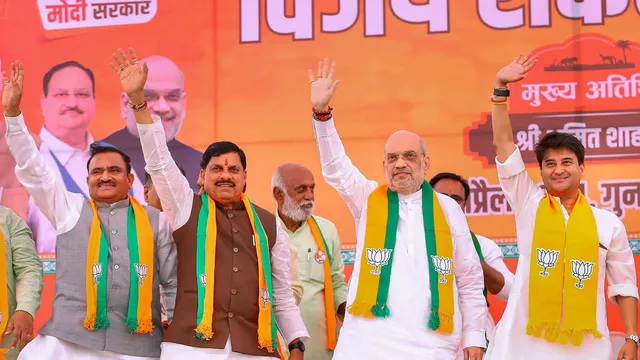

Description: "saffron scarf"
0 228 9 359
83 196 155 334
306 216 337 350
348 181 455 333
527 191 601 346
195 193 278 353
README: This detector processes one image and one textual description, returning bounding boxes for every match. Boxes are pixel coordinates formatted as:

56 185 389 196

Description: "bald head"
385 130 426 157
272 163 315 222
383 130 430 195
122 55 186 141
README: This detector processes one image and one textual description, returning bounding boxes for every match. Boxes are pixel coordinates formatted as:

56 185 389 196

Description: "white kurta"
18 335 157 360
313 118 487 359
455 234 514 359
485 148 639 360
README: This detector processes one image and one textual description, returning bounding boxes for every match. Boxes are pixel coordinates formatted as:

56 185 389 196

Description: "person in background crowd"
430 172 515 358
27 60 145 253
0 205 44 360
308 58 486 360
102 55 202 192
3 60 177 359
110 47 308 360
485 53 638 360
272 163 348 360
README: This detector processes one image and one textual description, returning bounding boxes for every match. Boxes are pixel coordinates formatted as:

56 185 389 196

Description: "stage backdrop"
1 0 639 335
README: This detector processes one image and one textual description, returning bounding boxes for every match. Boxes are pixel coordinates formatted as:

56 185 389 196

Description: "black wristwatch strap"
288 340 305 352
493 87 510 97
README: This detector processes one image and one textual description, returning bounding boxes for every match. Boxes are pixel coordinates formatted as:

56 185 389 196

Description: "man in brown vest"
108 49 309 359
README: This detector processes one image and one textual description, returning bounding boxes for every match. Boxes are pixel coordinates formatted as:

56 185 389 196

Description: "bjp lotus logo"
92 263 102 285
536 248 560 277
315 250 326 264
430 256 452 284
134 263 148 285
199 274 207 287
366 248 392 275
571 260 595 289
260 287 270 310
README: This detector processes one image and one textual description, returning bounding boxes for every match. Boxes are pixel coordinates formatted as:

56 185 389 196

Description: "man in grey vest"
2 60 177 359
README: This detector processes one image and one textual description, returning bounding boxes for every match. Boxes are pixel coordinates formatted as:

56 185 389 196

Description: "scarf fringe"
428 311 453 333
371 303 391 318
195 324 214 341
83 314 96 331
347 301 374 318
95 311 110 330
127 318 154 335
258 332 277 353
526 322 603 346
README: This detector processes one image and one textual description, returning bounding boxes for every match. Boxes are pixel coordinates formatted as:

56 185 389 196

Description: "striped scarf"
83 196 155 334
349 181 455 333
194 193 279 352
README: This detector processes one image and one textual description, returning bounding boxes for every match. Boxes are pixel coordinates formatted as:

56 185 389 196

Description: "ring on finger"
120 65 125 70
133 61 139 65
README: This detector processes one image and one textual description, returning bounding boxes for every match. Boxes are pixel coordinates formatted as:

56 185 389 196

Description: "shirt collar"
398 187 423 201
275 208 309 235
40 126 94 165
93 197 130 209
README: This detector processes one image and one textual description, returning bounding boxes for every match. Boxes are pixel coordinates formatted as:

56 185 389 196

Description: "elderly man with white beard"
272 163 348 360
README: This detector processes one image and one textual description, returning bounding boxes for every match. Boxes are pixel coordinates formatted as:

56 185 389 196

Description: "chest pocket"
298 245 326 283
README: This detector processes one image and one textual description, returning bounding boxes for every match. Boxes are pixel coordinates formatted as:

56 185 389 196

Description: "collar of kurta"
207 195 246 211
91 197 130 209
40 125 94 165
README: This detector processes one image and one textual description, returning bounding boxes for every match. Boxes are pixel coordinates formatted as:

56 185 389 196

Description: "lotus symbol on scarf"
92 263 102 285
135 263 148 285
571 260 595 289
366 248 392 275
536 248 559 277
199 274 206 287
430 255 452 284
260 287 270 310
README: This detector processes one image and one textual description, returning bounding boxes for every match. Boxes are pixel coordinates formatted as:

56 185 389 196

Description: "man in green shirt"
0 205 43 359
272 163 348 360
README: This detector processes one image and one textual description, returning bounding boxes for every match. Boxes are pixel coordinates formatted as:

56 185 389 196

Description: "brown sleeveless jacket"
164 195 278 357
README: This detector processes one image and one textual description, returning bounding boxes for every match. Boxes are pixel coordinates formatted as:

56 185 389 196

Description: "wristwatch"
288 340 306 352
626 334 640 346
493 85 510 97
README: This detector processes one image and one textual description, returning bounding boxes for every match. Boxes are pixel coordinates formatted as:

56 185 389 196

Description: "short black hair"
86 142 132 174
43 60 95 97
200 141 247 171
145 166 186 187
429 172 470 201
534 131 585 168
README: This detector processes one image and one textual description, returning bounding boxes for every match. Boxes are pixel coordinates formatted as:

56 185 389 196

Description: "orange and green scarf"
195 193 278 353
83 196 155 334
0 227 9 359
527 191 601 346
307 216 337 350
349 181 455 333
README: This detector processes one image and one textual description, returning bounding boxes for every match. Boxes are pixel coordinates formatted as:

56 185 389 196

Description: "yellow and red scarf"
527 191 601 346
83 196 155 334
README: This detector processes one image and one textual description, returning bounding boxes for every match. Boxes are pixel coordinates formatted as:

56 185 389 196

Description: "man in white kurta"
308 59 487 359
429 172 515 358
485 54 639 360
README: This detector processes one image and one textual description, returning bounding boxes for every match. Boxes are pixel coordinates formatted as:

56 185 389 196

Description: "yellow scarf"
83 196 155 334
0 227 9 359
194 193 279 352
307 216 337 349
527 191 601 346
349 182 455 333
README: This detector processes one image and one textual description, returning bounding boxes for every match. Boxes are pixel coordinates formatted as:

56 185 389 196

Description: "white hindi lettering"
598 180 640 219
477 0 524 29
605 126 640 148
560 122 601 149
521 82 577 107
40 0 155 30
556 0 605 25
586 74 640 100
515 124 542 151
464 177 513 216
240 0 449 42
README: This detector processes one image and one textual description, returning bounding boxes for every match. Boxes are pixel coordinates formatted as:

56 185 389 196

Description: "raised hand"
496 53 538 86
2 60 25 117
109 47 148 100
308 58 340 112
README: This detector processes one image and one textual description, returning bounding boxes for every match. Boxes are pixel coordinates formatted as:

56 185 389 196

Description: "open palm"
309 58 340 111
496 54 538 86
109 48 148 95
1 60 24 112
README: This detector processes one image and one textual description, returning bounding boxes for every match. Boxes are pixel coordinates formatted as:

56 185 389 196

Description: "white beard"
281 194 314 222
